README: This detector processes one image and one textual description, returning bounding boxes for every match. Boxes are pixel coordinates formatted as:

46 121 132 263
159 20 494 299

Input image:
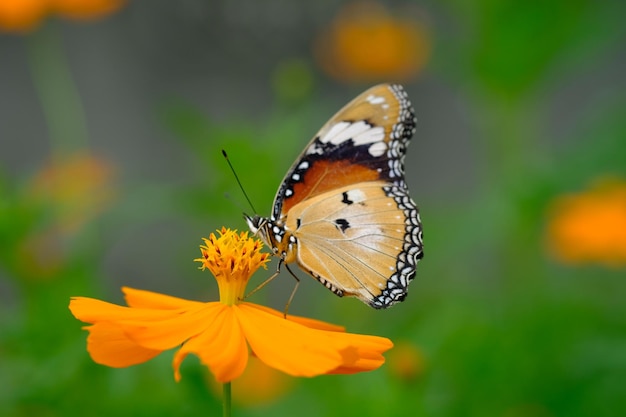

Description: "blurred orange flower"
0 0 125 33
545 179 626 267
14 229 65 280
314 2 430 83
209 356 294 406
386 340 426 383
69 228 393 383
27 152 115 235
9 152 115 280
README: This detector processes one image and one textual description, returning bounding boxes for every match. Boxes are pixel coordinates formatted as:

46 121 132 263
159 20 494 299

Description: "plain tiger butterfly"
245 84 423 308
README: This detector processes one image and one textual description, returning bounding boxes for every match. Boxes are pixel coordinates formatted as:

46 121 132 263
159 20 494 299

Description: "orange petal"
235 304 349 377
70 296 226 351
201 309 248 382
69 297 179 323
123 302 225 350
238 303 393 376
249 303 345 332
84 322 161 367
329 353 389 374
287 315 345 332
122 287 203 310
173 306 248 383
322 332 393 374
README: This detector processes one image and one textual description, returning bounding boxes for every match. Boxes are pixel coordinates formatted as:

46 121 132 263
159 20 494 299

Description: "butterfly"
245 84 423 309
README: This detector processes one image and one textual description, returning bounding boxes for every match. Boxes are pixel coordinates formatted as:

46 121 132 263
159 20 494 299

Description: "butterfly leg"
242 259 283 301
283 263 301 318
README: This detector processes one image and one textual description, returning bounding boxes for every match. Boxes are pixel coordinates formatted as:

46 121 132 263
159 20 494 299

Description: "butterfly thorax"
245 214 297 263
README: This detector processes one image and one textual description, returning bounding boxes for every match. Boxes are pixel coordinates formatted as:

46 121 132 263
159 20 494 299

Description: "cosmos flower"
27 152 115 235
314 1 430 83
4 152 115 281
545 178 626 267
0 0 125 33
386 340 426 383
69 228 393 383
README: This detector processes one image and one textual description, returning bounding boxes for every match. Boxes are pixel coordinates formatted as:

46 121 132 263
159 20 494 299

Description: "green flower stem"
223 382 232 417
26 22 90 158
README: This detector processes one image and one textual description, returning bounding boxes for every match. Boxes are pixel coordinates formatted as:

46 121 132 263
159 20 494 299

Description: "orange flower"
314 1 430 83
208 356 294 406
386 340 426 383
7 152 115 281
69 228 393 383
27 152 115 235
545 179 626 267
0 0 125 33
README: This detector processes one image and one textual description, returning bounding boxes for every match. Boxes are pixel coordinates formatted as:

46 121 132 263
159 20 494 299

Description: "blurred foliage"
1 0 626 416
442 0 623 97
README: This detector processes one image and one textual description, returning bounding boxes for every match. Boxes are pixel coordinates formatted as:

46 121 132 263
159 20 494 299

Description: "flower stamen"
195 227 270 305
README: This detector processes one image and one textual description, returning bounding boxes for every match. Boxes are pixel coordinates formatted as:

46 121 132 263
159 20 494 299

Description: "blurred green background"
1 0 625 416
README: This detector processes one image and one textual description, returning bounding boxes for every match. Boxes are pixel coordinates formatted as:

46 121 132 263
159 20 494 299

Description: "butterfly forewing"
249 83 423 308
271 84 416 222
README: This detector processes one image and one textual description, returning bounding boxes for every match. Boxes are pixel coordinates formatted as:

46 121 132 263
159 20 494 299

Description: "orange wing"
270 84 416 222
246 84 423 308
284 181 418 305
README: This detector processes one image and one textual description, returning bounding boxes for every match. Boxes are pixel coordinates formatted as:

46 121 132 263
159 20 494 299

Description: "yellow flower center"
195 227 270 305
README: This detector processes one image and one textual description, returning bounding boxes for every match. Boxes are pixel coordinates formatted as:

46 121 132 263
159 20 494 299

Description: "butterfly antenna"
222 149 257 214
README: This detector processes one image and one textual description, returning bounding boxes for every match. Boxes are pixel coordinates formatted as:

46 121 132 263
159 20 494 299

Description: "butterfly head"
244 214 296 261
244 214 267 238
244 214 278 254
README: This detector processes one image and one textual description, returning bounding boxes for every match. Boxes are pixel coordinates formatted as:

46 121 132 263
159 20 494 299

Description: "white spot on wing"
318 121 384 148
366 94 386 105
318 122 350 145
368 141 387 157
354 125 385 146
346 189 366 203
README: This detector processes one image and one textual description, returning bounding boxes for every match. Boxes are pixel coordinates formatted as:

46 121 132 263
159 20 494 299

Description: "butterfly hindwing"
284 181 415 305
